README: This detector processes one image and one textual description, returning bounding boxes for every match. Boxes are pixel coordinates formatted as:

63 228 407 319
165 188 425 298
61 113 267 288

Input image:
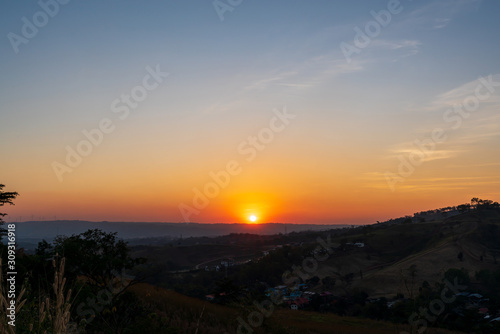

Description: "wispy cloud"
386 144 459 162
455 128 500 145
404 0 481 30
202 53 366 114
368 39 421 59
411 74 500 115
201 99 250 115
448 161 500 168
433 18 451 29
435 77 497 108
308 56 367 82
244 55 365 93
425 77 500 147
370 39 421 51
361 173 500 192
244 71 300 91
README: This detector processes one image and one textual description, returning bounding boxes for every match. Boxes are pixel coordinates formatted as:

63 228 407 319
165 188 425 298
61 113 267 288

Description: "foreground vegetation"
1 185 499 332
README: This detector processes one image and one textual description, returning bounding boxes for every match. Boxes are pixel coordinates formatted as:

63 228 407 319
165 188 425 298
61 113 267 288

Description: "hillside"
131 205 500 333
329 208 500 297
5 201 498 333
256 207 499 299
128 283 464 334
135 208 500 297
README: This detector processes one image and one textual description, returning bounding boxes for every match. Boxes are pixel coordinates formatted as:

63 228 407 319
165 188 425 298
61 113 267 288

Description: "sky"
1 0 499 225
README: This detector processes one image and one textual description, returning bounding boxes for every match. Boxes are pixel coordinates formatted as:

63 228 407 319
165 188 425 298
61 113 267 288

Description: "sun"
248 215 258 223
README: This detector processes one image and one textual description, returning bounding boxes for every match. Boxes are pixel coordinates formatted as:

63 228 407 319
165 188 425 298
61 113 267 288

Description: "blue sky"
1 0 500 223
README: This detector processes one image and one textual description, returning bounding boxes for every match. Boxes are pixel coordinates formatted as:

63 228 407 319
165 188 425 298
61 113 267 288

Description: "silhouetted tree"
402 264 418 299
0 184 18 240
306 276 320 287
215 277 244 304
321 276 336 291
444 268 470 286
53 229 145 294
340 273 354 293
457 203 471 213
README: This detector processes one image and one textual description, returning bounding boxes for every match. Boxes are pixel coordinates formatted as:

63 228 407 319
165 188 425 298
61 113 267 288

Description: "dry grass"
0 258 26 334
130 283 239 333
319 217 500 298
130 283 465 334
29 256 73 334
270 309 465 334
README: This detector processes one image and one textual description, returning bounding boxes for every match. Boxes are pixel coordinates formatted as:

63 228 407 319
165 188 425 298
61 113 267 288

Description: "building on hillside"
303 291 316 300
320 291 334 303
265 285 288 298
275 285 288 295
288 297 310 310
221 259 235 267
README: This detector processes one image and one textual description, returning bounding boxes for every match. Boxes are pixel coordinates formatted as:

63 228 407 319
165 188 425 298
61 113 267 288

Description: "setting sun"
248 215 258 223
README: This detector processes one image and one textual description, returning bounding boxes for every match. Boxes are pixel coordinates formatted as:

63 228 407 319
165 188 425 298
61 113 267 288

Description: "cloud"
202 100 244 115
244 71 299 91
368 39 421 59
309 55 367 81
370 39 421 50
416 74 500 114
405 0 481 30
448 162 500 168
244 55 366 93
202 52 367 115
361 172 500 192
433 18 451 29
386 144 459 162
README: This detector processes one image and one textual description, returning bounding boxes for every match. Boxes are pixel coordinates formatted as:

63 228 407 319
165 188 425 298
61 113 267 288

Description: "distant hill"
13 220 350 249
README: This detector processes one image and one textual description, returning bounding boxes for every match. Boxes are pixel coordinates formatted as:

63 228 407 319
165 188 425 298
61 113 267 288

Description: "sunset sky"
1 0 499 224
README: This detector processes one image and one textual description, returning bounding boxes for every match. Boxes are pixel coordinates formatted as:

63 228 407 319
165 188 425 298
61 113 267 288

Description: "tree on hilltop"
0 184 18 240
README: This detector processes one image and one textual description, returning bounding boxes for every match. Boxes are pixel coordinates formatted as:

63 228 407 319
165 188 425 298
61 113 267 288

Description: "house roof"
292 297 309 306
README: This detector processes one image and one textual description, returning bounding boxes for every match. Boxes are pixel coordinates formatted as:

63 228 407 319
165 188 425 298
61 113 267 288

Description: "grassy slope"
320 209 500 297
133 209 500 298
130 283 464 334
125 210 500 333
